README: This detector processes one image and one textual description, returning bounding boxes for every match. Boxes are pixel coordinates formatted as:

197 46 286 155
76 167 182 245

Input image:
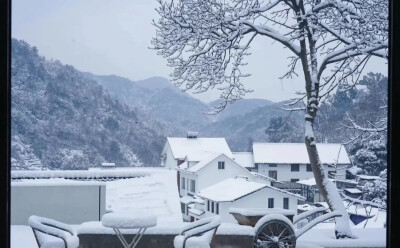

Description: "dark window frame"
190 179 195 193
283 198 289 209
306 164 312 172
268 198 274 208
268 170 277 180
218 161 225 169
291 164 300 172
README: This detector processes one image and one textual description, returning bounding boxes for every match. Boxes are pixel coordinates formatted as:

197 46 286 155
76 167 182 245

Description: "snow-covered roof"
188 208 205 216
185 153 221 173
180 195 194 204
357 175 380 180
167 137 233 161
197 178 304 202
197 178 267 202
296 177 334 186
250 172 277 182
232 152 255 168
253 143 351 164
344 188 362 194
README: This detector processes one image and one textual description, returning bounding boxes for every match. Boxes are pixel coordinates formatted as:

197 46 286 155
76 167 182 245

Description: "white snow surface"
101 211 157 229
198 177 303 202
232 152 255 168
11 168 149 179
197 178 267 202
344 188 362 194
167 137 233 161
105 170 183 226
229 207 295 217
297 177 334 186
298 228 386 247
252 143 351 164
12 178 105 186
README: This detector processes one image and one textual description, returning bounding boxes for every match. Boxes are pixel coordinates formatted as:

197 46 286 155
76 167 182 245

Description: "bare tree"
152 0 388 238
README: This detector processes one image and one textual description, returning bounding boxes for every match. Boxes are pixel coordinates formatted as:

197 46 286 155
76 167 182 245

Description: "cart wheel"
254 216 296 248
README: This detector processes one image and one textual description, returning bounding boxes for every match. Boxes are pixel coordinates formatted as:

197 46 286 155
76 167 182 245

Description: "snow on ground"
11 168 183 247
11 226 38 248
298 228 386 247
105 169 183 226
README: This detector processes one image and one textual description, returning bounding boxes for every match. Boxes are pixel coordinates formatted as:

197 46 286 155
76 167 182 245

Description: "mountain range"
11 38 304 169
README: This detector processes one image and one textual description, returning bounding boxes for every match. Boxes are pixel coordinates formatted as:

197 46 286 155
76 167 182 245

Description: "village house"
160 132 233 169
252 143 351 182
176 153 271 221
187 177 304 223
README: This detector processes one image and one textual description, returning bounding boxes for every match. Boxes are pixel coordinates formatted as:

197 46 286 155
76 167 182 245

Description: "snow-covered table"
101 212 157 248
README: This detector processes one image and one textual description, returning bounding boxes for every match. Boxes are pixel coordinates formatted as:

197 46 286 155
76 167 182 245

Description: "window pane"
216 203 219 214
211 202 214 213
268 198 274 208
291 164 299 171
307 164 312 172
269 164 277 167
291 179 299 183
268 170 277 180
283 198 289 209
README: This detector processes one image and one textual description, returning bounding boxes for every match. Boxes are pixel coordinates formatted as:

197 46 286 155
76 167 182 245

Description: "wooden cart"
229 207 342 248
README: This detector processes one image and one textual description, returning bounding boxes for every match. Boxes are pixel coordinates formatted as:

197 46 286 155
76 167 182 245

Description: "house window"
283 198 289 209
269 170 277 180
181 203 186 214
190 180 196 193
269 164 277 167
211 202 215 213
216 203 219 214
307 164 312 172
291 179 299 183
218 161 225 169
181 177 185 189
268 198 274 208
291 164 300 171
207 201 210 211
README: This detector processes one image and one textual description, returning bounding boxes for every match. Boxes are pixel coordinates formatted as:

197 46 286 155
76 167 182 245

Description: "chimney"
187 131 199 139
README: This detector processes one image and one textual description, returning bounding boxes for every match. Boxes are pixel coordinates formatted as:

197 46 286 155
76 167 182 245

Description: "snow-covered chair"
174 216 221 248
28 215 79 248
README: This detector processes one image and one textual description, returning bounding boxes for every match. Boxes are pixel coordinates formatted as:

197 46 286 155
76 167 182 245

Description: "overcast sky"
12 0 388 103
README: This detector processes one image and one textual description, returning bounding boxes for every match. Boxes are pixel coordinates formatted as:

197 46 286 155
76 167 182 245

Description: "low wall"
78 233 254 248
77 222 255 248
11 181 106 225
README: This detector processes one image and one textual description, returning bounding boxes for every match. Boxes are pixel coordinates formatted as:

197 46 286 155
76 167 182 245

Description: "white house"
161 132 233 169
176 153 272 221
186 178 304 223
252 143 351 182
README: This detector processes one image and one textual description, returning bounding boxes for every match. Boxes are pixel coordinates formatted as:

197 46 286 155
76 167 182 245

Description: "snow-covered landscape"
10 0 389 247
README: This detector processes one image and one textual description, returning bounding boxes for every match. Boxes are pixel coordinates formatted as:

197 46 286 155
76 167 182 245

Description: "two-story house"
177 153 271 221
160 132 233 169
252 143 351 182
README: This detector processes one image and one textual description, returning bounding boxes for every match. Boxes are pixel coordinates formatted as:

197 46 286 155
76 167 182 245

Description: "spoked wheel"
254 219 296 248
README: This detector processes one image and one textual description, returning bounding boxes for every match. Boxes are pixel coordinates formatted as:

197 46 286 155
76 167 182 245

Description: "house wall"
200 187 298 223
257 163 346 182
197 156 255 192
179 172 198 196
161 142 177 169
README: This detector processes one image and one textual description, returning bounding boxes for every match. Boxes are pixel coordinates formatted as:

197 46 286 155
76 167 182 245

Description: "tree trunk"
304 119 354 238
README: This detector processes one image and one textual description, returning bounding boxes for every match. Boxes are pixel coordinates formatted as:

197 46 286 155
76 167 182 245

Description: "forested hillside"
11 39 179 169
